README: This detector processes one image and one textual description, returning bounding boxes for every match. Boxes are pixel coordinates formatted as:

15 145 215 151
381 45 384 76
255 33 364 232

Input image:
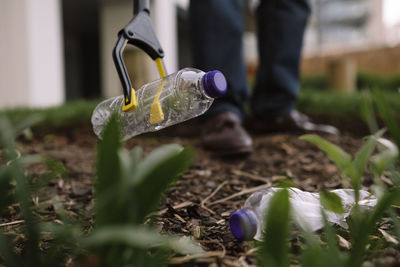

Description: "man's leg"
251 0 338 134
251 0 310 119
189 0 248 121
189 0 253 154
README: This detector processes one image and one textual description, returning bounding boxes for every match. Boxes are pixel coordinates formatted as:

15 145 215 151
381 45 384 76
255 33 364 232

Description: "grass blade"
132 145 194 223
320 190 344 214
300 135 353 178
371 138 399 175
83 225 202 255
348 187 400 267
373 88 400 148
352 130 384 199
95 114 122 226
258 188 290 267
360 91 379 134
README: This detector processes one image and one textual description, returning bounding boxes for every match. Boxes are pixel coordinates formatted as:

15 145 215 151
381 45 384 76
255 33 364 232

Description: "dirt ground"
10 117 392 266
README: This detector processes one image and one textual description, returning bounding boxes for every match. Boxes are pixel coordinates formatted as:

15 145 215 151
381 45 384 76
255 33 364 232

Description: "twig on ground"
169 239 226 265
232 170 270 183
209 183 271 206
238 255 251 267
169 252 218 265
200 181 228 214
174 213 186 223
200 204 217 215
379 228 399 245
337 234 352 249
222 259 242 267
243 247 258 256
0 220 24 227
155 201 193 216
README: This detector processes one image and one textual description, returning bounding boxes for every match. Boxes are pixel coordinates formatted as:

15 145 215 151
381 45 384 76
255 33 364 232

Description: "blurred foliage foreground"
0 89 399 266
0 114 201 266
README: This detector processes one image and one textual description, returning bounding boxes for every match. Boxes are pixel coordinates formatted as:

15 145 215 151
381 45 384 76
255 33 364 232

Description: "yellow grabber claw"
149 58 167 124
149 101 164 124
122 88 138 112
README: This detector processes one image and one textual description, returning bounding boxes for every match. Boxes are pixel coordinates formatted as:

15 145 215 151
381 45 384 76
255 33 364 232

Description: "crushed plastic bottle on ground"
229 187 377 241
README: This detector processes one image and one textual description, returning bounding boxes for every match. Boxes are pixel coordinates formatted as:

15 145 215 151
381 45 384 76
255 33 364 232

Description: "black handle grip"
134 0 150 15
113 35 133 106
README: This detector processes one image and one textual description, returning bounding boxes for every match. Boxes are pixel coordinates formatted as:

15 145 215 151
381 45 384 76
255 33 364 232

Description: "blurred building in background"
302 0 400 78
0 0 188 109
0 0 65 109
1 0 400 109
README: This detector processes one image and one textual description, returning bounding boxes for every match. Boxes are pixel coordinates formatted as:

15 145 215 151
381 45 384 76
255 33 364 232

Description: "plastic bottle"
229 187 377 241
91 68 227 140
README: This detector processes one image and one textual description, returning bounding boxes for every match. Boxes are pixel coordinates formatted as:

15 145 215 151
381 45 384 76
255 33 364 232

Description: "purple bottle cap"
229 209 257 241
202 70 227 98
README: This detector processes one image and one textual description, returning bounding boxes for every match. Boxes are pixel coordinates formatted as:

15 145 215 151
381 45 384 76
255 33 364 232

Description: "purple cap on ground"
229 209 257 241
202 70 227 98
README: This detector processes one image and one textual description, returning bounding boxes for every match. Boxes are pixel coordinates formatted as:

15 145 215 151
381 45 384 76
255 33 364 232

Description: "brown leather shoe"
251 110 340 135
201 112 253 155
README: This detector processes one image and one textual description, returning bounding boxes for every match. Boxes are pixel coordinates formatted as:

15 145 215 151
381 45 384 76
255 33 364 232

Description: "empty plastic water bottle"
229 187 377 241
91 68 227 140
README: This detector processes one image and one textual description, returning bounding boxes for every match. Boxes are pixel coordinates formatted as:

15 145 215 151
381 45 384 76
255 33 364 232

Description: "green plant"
373 88 400 149
257 188 290 267
0 115 79 267
82 114 201 266
257 128 399 267
0 100 100 127
301 130 386 202
0 114 201 266
301 72 400 92
299 132 399 267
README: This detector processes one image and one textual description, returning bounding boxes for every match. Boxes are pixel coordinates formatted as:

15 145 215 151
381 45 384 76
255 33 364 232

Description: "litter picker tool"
113 0 167 113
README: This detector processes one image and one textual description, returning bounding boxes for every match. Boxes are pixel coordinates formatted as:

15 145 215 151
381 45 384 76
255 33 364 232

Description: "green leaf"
320 190 345 214
0 116 16 152
45 158 68 179
133 144 186 185
301 237 325 267
119 146 142 184
258 188 290 267
95 114 122 226
353 129 384 180
347 187 400 266
373 88 400 149
132 145 194 223
0 232 21 267
371 138 399 176
300 135 353 177
360 91 379 134
302 207 344 267
12 114 42 136
83 225 203 255
0 167 15 215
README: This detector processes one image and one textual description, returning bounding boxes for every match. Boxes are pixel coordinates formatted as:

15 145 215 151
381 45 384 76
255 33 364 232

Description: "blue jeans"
189 0 310 121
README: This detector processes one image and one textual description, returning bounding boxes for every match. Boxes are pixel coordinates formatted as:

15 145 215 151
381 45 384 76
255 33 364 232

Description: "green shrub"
300 75 328 91
84 114 201 266
297 89 400 117
257 128 399 266
357 72 400 92
0 114 201 266
0 116 80 267
301 72 400 92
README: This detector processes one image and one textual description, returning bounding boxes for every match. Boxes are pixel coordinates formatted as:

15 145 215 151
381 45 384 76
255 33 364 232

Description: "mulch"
2 118 391 266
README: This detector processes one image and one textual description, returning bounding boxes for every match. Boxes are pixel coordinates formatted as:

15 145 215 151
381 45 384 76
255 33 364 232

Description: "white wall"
153 0 178 74
100 0 182 98
0 0 64 109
